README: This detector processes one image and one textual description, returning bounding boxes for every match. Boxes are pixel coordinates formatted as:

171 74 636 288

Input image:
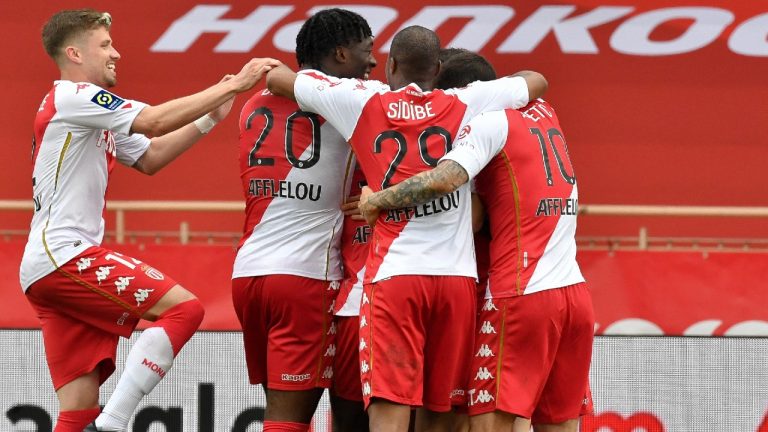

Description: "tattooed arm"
358 160 470 226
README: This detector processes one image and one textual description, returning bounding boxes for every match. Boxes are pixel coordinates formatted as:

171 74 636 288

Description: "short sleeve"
54 81 148 135
293 70 387 140
441 111 508 180
114 132 151 166
448 76 529 118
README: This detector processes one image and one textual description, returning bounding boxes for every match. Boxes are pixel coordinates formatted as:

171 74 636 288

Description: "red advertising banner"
2 242 765 335
1 1 767 239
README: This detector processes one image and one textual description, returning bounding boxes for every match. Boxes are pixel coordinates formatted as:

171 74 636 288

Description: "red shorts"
25 246 176 390
467 283 595 423
359 275 476 411
332 315 363 402
232 275 339 390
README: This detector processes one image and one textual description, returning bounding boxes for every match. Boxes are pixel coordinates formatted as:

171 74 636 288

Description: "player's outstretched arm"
358 161 470 226
510 70 548 101
265 64 298 101
133 75 237 175
131 58 281 137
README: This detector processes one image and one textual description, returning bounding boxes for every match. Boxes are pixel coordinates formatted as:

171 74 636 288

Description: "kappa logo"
362 381 371 396
114 276 135 294
474 390 495 404
327 322 337 335
91 90 125 110
116 312 130 326
95 266 116 284
322 366 333 379
360 360 370 374
359 315 368 329
476 344 495 357
482 299 498 311
76 257 96 273
327 299 336 314
324 344 336 357
134 288 154 306
281 373 311 382
359 338 367 352
475 367 494 380
329 280 340 291
479 321 497 334
362 292 370 305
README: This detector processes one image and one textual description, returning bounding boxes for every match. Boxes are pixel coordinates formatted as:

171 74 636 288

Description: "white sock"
95 327 175 431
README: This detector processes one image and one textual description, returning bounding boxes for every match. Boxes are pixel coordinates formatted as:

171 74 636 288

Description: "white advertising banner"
2 331 766 431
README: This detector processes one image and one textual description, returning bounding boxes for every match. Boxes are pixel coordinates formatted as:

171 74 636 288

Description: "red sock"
54 407 100 432
150 298 204 356
263 420 310 431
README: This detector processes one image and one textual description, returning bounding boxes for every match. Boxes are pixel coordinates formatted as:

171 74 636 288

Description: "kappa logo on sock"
142 358 166 378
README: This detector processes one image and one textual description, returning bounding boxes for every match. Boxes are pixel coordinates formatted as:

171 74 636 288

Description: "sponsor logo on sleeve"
91 90 125 110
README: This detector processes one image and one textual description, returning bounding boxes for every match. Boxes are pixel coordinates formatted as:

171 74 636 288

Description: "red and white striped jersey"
335 163 370 316
294 70 531 283
20 81 150 291
232 88 354 280
442 101 585 298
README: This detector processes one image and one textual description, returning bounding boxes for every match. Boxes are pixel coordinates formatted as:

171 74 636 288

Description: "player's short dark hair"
389 26 441 84
296 8 373 69
434 51 497 90
42 9 112 62
438 47 469 64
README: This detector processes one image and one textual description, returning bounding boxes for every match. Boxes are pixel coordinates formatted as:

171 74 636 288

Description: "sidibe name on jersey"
536 198 578 216
387 100 435 120
385 190 460 222
248 178 321 201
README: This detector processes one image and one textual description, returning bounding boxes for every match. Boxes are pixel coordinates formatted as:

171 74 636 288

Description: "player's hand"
342 194 366 221
231 58 283 93
209 75 236 122
358 186 380 227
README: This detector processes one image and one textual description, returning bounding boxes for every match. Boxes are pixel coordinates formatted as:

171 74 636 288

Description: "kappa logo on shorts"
115 276 135 294
362 293 370 305
281 373 311 382
475 367 494 380
116 312 130 326
95 266 116 284
141 264 165 281
362 381 371 396
360 360 370 374
475 344 495 357
324 344 336 357
481 299 498 311
474 390 495 404
76 257 96 273
328 281 340 291
134 288 154 306
359 338 367 352
322 366 333 379
359 315 368 329
91 90 125 110
479 321 497 334
327 322 337 335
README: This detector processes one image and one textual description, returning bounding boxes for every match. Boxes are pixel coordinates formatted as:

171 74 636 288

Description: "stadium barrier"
2 331 766 431
3 200 768 248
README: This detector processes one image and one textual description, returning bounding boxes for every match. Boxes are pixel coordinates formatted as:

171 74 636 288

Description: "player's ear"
64 45 83 65
334 46 347 64
388 56 397 76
